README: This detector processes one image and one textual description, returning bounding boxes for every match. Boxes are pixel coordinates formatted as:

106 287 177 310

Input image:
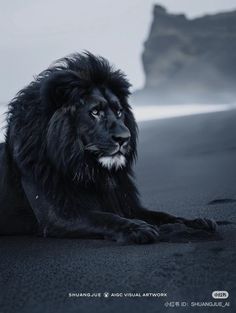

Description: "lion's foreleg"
134 208 216 232
21 177 160 243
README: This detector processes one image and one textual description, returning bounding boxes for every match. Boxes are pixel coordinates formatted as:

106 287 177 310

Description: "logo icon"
212 291 229 299
103 292 110 298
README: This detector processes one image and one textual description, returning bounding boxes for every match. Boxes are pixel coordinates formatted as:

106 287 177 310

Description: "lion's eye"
91 108 105 119
91 109 99 117
117 109 123 118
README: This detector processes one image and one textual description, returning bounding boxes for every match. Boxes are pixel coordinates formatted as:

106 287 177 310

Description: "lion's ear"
40 70 79 110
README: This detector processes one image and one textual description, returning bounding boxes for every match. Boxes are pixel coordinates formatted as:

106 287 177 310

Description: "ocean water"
0 103 235 142
133 104 235 122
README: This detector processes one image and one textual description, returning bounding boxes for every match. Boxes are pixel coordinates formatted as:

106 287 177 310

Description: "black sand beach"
0 109 236 313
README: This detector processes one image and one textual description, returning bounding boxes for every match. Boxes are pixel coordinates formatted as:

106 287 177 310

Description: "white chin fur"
98 154 126 170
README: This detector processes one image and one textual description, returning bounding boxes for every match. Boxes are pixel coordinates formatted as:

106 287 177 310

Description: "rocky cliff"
134 5 236 104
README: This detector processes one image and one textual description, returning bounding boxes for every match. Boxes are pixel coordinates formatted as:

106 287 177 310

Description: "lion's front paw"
185 218 217 232
114 219 160 244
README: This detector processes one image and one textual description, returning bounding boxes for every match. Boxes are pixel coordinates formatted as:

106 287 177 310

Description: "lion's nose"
112 131 130 147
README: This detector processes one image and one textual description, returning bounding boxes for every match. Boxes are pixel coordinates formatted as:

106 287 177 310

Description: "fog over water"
133 104 236 122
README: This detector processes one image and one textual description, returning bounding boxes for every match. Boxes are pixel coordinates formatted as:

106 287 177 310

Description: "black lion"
0 52 216 243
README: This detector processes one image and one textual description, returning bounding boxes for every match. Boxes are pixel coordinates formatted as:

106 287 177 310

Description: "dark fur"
0 52 216 243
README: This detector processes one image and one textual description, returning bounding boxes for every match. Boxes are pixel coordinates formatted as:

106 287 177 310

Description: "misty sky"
1 0 236 102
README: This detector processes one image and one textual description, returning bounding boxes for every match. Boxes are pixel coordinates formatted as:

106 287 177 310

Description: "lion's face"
77 87 131 170
39 53 137 176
